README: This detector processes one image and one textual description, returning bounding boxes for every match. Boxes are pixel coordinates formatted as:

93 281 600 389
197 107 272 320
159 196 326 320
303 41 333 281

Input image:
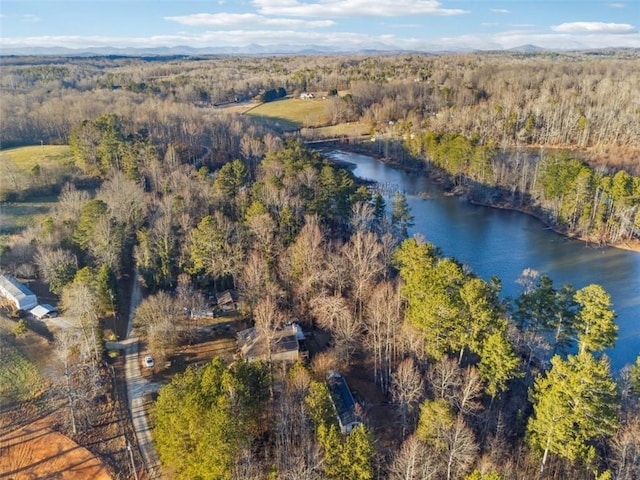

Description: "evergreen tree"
574 284 617 355
527 353 619 474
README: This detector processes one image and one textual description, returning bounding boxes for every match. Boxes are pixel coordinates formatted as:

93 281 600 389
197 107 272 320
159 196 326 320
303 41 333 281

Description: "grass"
0 327 45 404
0 145 75 200
0 196 58 235
306 122 372 138
245 96 329 130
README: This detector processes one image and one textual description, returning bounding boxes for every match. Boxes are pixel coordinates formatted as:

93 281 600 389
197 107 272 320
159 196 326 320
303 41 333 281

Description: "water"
328 150 640 372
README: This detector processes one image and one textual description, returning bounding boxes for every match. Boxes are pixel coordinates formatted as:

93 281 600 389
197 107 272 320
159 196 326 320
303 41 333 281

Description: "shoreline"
327 142 640 254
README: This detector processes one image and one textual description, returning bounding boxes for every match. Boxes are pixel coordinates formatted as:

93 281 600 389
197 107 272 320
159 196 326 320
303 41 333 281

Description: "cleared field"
304 121 372 138
0 325 46 404
0 196 58 235
0 145 75 199
0 420 113 480
245 96 329 130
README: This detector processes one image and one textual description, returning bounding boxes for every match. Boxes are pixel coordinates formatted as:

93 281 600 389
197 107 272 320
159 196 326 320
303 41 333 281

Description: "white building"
0 274 38 311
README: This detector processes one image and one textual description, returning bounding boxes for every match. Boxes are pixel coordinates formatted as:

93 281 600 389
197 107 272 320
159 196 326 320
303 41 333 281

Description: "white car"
143 355 154 368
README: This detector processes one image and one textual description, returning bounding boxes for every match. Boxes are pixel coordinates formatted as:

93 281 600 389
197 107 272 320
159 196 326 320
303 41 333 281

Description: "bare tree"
311 293 361 365
134 291 181 362
288 214 327 303
253 295 283 363
388 434 439 480
342 230 384 321
366 281 403 394
60 280 102 362
611 416 640 480
391 357 425 438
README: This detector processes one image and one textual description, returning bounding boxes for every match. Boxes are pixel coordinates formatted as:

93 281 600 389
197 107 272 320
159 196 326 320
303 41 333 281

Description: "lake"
328 150 640 372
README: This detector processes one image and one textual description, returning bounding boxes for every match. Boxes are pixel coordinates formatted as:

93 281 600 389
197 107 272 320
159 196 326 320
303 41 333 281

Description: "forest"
0 51 639 480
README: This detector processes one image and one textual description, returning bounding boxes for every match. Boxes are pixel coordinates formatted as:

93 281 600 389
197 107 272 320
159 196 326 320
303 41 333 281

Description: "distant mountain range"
1 43 637 57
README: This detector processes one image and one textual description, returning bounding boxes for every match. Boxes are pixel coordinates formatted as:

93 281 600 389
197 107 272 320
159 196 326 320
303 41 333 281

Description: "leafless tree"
134 291 181 362
60 280 102 362
342 230 384 321
611 416 640 480
253 295 283 363
365 280 403 394
391 357 425 438
389 434 439 480
311 293 361 365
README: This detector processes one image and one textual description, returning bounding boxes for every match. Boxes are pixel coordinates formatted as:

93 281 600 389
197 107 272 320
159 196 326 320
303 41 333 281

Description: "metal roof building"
0 274 38 311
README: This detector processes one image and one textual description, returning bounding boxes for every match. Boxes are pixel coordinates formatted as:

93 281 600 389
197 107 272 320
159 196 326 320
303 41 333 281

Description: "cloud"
552 22 636 34
252 0 468 17
165 13 334 28
22 14 41 23
607 2 625 7
491 9 510 14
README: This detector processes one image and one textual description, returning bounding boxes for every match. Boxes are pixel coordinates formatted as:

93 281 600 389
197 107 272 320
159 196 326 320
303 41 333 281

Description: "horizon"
1 1 639 54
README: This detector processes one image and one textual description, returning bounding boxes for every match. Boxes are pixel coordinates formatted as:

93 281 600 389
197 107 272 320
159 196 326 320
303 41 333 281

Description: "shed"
216 290 239 312
30 304 58 320
327 371 362 434
0 274 38 311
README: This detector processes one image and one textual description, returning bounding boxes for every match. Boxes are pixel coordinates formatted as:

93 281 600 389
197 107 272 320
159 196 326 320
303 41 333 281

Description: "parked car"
144 355 154 368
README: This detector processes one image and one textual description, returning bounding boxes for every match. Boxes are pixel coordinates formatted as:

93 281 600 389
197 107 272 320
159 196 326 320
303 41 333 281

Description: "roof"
30 304 57 319
0 274 36 299
237 323 304 362
327 371 361 430
216 290 238 306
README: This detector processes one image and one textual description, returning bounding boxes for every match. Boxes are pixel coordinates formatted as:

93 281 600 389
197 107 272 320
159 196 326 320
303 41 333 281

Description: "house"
327 371 362 434
237 323 306 363
216 290 239 312
299 92 315 99
0 274 38 311
29 304 58 320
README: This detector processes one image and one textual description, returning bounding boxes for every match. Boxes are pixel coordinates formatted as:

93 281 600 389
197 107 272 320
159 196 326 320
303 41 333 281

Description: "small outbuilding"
29 304 58 320
327 371 362 434
0 274 38 311
216 290 239 312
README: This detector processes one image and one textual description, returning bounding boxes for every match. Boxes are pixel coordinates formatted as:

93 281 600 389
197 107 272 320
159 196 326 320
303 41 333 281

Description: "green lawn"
245 97 329 130
0 145 75 200
0 327 45 404
0 196 58 235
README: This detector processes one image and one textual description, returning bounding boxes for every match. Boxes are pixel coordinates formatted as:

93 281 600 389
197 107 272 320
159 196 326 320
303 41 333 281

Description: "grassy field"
0 325 45 404
0 196 58 235
245 96 329 130
0 145 75 200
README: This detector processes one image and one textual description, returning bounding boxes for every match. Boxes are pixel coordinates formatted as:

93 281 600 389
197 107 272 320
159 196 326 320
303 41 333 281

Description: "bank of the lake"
323 142 640 254
326 149 640 372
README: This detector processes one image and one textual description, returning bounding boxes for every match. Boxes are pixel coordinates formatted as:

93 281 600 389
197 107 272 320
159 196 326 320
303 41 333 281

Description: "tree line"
403 130 640 245
1 52 640 479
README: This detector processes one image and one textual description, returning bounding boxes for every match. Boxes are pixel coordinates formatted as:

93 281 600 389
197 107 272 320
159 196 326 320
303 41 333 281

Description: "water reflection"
330 150 640 371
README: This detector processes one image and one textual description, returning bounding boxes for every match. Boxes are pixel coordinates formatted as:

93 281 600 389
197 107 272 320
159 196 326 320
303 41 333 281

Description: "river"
327 150 640 372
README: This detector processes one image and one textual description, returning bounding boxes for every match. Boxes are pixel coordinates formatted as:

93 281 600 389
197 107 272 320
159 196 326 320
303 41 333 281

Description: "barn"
0 274 38 311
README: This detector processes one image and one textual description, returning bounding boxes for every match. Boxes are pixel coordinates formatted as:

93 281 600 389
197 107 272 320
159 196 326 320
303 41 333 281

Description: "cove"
328 150 640 372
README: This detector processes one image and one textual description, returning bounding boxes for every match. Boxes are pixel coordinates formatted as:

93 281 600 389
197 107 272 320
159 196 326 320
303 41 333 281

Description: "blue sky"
1 1 639 51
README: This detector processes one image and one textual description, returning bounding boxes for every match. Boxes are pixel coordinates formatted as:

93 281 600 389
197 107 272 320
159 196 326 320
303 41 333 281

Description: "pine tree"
527 353 619 474
574 284 617 355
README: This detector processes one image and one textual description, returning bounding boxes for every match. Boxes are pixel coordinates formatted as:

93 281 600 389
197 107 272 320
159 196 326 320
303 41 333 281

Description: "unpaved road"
107 270 161 479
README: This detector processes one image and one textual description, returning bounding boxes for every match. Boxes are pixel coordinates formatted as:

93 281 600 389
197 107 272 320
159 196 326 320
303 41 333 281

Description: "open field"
245 96 329 130
0 195 58 235
303 121 371 139
0 323 46 405
0 145 75 200
0 419 113 480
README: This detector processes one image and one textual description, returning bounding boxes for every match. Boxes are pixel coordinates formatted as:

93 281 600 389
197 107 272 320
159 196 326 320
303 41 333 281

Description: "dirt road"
107 270 161 479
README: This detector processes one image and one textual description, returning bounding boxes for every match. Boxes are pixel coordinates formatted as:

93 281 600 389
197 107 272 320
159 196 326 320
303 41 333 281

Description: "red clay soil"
0 416 113 480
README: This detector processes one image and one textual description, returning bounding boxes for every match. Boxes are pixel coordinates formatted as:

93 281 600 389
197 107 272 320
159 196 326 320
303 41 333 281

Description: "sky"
0 0 639 52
